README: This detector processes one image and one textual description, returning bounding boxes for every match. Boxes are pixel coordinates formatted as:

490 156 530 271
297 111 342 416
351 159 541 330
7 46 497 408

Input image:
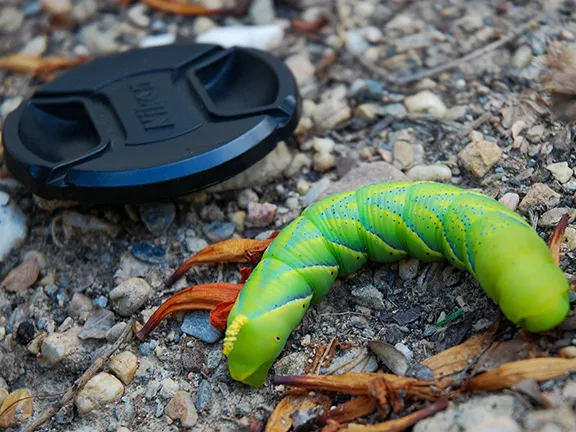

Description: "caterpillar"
222 181 570 387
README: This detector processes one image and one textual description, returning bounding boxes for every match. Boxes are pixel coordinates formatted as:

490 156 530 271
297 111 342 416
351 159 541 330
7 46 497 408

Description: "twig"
22 319 135 432
457 112 493 138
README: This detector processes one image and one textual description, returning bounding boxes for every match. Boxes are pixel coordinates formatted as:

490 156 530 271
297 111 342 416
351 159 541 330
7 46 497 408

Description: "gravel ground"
2 0 576 431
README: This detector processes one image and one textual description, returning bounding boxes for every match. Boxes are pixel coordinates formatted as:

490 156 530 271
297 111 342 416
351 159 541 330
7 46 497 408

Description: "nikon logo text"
129 81 174 130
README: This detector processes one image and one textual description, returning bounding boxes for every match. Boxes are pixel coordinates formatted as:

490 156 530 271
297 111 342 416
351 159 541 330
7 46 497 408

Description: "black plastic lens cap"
2 43 301 204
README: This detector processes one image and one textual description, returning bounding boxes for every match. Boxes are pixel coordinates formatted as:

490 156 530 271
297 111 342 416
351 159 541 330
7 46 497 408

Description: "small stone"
165 391 198 427
140 33 177 48
0 6 24 33
71 0 97 22
351 284 386 310
181 311 223 343
247 202 277 227
518 183 561 213
127 3 150 27
0 388 33 428
68 293 93 320
274 352 308 376
369 340 408 376
199 204 225 222
499 193 520 211
79 23 119 54
131 243 165 264
564 227 576 251
238 189 259 209
109 277 153 317
312 88 351 132
41 326 84 365
19 35 47 56
546 162 573 184
560 346 576 358
562 380 576 403
196 24 284 51
285 52 315 86
195 380 212 412
512 44 533 69
311 137 336 154
538 208 576 228
328 347 378 374
393 307 420 325
404 90 447 117
203 221 235 242
380 103 407 118
138 202 176 235
230 211 246 231
41 0 71 15
285 197 300 211
185 237 208 254
355 103 379 120
398 258 419 280
458 140 502 177
406 164 452 181
313 152 336 172
0 192 27 263
78 308 115 340
106 322 127 343
392 141 414 169
159 378 179 399
467 416 522 432
284 153 312 178
75 372 124 414
109 351 138 385
296 179 310 195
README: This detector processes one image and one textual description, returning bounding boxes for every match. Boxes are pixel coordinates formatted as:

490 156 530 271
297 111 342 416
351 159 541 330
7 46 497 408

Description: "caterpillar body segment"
224 181 571 387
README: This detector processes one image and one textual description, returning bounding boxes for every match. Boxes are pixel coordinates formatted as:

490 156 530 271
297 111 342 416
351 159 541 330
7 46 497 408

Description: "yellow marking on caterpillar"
223 314 248 355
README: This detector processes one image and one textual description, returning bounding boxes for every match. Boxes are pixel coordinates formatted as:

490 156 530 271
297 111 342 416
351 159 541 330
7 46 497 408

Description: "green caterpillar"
222 181 570 387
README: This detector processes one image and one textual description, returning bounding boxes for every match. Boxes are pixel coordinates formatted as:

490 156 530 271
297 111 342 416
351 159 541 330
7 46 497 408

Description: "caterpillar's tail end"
517 291 571 333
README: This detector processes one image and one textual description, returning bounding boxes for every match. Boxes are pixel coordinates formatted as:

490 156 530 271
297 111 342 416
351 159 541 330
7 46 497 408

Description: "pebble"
193 16 216 34
274 352 308 376
196 24 285 51
513 44 533 69
468 416 522 432
246 202 277 227
564 227 576 251
71 0 97 22
345 29 369 54
351 284 387 310
181 311 223 343
195 379 212 412
355 103 379 120
203 221 235 242
0 192 27 263
518 183 561 213
230 211 246 231
311 137 336 154
499 193 520 211
313 152 336 172
78 308 115 340
380 103 407 118
0 388 33 428
41 0 71 15
109 277 153 317
283 153 312 178
185 237 208 254
0 6 24 33
546 162 573 184
562 380 576 403
62 211 120 238
458 140 502 177
138 202 176 236
106 322 127 343
19 35 47 56
398 258 419 280
140 33 176 48
79 23 119 54
131 243 165 264
75 372 124 414
285 52 315 86
0 98 24 118
127 3 150 27
392 141 414 169
237 189 259 209
393 307 420 325
40 326 84 365
159 378 179 399
538 208 576 228
109 351 138 385
165 391 198 427
312 87 351 133
369 340 408 376
296 179 310 195
560 346 576 358
404 90 447 117
406 164 452 181
327 347 378 374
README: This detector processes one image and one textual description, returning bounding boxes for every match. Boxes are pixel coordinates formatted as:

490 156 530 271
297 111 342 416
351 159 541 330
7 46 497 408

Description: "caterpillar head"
223 296 312 387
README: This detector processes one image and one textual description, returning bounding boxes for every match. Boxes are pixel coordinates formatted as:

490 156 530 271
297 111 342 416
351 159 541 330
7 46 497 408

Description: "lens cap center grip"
2 43 301 204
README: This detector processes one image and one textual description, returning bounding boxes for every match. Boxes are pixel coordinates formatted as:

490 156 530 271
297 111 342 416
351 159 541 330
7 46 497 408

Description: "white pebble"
499 193 520 211
109 277 152 316
75 372 124 414
313 152 336 172
406 164 452 181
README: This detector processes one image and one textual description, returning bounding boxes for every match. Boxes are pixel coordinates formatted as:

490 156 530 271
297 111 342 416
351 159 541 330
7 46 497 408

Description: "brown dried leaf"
0 255 41 293
143 0 251 16
273 373 444 401
549 213 570 266
467 357 576 392
511 378 556 408
265 393 332 432
472 340 532 375
339 399 449 432
0 389 33 428
320 396 377 424
164 233 277 286
422 323 497 379
135 283 242 340
0 54 89 80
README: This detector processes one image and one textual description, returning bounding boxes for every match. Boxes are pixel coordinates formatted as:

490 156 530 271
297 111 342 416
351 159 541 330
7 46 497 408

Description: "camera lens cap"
2 43 301 204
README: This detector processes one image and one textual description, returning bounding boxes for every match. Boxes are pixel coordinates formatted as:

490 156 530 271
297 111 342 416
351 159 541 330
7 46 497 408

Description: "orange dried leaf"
320 396 377 424
209 300 236 330
549 213 570 266
292 16 329 33
0 254 41 293
273 373 444 401
165 234 277 286
135 282 242 340
265 393 332 432
467 357 576 392
339 399 449 432
143 0 225 15
472 339 532 375
0 54 89 80
422 323 497 379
